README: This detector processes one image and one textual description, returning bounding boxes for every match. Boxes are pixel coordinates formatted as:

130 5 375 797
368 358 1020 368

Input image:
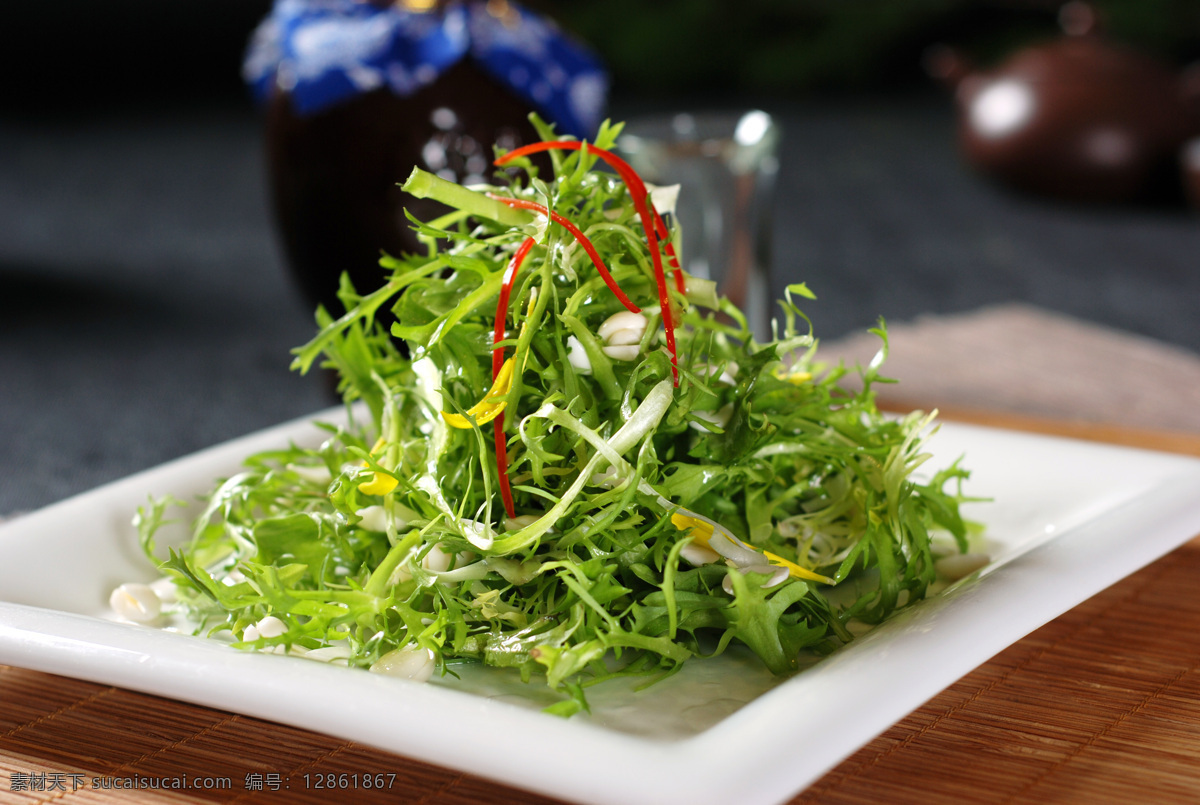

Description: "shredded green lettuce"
137 118 973 712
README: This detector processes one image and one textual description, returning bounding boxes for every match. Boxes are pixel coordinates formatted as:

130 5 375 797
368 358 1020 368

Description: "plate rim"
2 413 1200 805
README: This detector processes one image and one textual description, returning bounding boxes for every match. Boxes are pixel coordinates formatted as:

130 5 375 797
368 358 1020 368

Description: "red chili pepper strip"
495 142 679 383
645 222 679 385
645 204 684 292
494 237 536 378
493 417 514 519
495 142 674 279
490 237 536 520
486 194 640 315
653 210 687 293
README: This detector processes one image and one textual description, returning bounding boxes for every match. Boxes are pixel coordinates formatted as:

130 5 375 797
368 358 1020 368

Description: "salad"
122 117 975 716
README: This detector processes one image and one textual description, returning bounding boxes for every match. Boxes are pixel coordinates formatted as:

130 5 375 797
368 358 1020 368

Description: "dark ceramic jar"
245 0 606 313
265 61 541 314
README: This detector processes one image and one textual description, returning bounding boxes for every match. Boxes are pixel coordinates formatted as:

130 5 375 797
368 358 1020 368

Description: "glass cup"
618 110 779 339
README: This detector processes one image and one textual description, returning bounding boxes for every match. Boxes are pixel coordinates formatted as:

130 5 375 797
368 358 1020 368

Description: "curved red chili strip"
494 237 537 378
644 221 679 385
497 142 678 280
496 142 680 383
490 236 536 520
493 416 515 520
652 209 687 293
486 194 641 315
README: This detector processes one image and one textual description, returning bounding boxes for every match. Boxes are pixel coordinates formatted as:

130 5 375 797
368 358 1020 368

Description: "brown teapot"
926 2 1200 204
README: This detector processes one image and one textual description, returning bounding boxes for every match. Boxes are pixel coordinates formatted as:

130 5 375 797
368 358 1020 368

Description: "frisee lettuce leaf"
138 116 973 712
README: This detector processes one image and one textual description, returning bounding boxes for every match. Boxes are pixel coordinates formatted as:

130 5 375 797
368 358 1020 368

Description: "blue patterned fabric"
244 0 607 137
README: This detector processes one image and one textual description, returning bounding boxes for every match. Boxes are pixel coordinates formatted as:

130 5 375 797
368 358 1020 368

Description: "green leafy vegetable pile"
140 118 971 715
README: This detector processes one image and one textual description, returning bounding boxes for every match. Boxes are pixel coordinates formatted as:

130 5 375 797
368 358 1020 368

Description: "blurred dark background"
5 1 1200 112
3 1 1200 512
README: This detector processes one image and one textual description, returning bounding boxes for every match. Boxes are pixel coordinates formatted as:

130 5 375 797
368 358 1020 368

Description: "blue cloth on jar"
244 0 607 138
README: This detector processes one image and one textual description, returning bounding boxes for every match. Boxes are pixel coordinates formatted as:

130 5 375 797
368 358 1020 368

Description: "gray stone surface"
0 110 330 513
758 96 1200 351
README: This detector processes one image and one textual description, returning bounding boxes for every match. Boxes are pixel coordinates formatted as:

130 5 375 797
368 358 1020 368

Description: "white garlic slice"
370 645 437 682
646 183 681 216
722 565 789 595
602 345 642 362
504 514 539 531
603 326 644 347
109 583 162 623
679 543 721 566
566 335 593 374
421 543 453 573
356 505 390 533
252 615 288 638
689 403 734 431
356 504 418 533
598 311 647 342
149 576 178 604
589 465 622 488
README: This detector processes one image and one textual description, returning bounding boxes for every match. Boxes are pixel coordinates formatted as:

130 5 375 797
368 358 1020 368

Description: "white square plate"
2 409 1200 805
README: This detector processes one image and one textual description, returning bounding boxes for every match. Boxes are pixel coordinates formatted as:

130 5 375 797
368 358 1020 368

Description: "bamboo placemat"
2 412 1199 805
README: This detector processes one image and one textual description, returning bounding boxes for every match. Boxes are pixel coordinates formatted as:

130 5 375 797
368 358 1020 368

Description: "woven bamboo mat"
822 303 1200 435
2 412 1199 805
